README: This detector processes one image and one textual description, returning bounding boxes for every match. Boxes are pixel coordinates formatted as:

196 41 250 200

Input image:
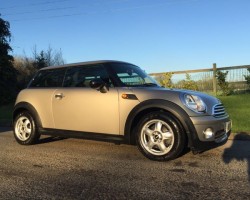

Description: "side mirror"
89 78 109 93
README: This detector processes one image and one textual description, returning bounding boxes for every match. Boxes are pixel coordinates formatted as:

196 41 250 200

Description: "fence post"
213 63 217 95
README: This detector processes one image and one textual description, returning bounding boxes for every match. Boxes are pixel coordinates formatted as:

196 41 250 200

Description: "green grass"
219 93 250 134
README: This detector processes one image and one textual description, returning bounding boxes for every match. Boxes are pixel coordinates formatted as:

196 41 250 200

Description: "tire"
13 111 40 145
136 111 186 161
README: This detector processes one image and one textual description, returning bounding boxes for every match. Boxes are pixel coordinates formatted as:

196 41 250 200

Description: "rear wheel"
136 111 186 161
13 111 40 145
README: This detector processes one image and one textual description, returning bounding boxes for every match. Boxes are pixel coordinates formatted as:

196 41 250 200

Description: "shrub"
159 72 173 88
244 68 250 88
182 73 198 91
216 70 231 96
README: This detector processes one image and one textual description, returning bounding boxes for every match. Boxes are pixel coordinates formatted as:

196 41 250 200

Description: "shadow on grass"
222 133 250 183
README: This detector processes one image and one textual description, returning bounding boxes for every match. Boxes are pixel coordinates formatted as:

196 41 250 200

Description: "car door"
27 67 67 129
52 64 120 135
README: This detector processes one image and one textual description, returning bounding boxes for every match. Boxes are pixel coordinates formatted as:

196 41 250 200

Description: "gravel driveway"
0 128 249 199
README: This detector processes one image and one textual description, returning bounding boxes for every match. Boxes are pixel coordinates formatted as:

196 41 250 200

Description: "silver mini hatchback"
13 61 231 161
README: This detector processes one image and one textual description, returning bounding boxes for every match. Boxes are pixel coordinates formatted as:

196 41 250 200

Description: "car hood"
129 87 221 116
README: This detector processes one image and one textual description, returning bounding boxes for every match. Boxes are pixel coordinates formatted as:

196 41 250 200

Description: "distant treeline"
0 15 66 105
1 46 65 105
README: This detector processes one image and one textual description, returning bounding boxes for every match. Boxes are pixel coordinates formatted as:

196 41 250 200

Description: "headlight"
184 94 206 112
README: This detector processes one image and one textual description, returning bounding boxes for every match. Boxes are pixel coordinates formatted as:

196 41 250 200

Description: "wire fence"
150 64 250 94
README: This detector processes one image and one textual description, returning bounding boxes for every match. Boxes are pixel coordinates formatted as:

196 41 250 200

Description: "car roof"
41 60 132 70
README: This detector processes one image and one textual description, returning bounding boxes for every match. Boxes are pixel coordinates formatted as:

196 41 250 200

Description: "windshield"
110 63 160 87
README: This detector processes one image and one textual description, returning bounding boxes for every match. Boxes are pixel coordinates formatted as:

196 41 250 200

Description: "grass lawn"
219 93 250 134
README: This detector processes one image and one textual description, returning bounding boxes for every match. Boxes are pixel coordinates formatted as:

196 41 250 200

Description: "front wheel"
13 111 40 145
136 111 186 161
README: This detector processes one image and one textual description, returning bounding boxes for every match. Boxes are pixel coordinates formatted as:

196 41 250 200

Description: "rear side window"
29 68 66 88
63 64 113 87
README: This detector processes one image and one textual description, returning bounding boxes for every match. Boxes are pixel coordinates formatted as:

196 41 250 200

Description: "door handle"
55 93 64 99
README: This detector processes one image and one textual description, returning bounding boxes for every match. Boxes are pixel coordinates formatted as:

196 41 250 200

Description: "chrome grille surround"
212 104 227 118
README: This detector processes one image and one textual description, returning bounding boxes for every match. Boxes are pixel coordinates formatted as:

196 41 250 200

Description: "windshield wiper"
142 83 158 87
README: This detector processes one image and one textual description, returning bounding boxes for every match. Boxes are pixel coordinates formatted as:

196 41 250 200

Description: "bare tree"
13 56 37 89
52 48 65 66
32 45 66 67
14 45 66 89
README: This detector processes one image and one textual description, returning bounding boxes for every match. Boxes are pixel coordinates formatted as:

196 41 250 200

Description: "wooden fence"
150 64 250 94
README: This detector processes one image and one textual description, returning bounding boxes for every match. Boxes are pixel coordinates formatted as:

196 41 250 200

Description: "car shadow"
38 136 67 144
222 133 250 182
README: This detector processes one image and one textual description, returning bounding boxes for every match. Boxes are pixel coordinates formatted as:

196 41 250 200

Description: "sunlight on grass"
219 94 250 133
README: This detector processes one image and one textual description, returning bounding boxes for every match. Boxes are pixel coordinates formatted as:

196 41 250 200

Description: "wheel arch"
13 102 43 128
124 99 197 147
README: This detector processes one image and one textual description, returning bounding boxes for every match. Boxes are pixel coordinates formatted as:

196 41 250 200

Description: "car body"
13 60 231 161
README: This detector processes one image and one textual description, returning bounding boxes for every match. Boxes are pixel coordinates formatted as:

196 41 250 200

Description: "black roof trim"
41 60 132 70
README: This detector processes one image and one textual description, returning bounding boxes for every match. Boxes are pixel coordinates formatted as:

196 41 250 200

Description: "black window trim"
28 61 147 89
28 68 67 88
62 63 116 88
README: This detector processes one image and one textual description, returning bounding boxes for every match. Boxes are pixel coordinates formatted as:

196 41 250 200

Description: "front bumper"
190 115 231 151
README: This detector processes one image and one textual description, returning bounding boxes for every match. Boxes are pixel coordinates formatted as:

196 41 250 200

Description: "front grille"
213 104 227 118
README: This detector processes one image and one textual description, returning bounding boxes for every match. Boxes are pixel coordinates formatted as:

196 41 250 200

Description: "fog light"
203 128 214 139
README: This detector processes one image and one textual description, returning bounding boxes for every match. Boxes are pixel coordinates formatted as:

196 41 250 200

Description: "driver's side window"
63 64 113 88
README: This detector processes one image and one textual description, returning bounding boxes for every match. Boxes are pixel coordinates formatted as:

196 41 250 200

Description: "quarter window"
29 68 66 88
